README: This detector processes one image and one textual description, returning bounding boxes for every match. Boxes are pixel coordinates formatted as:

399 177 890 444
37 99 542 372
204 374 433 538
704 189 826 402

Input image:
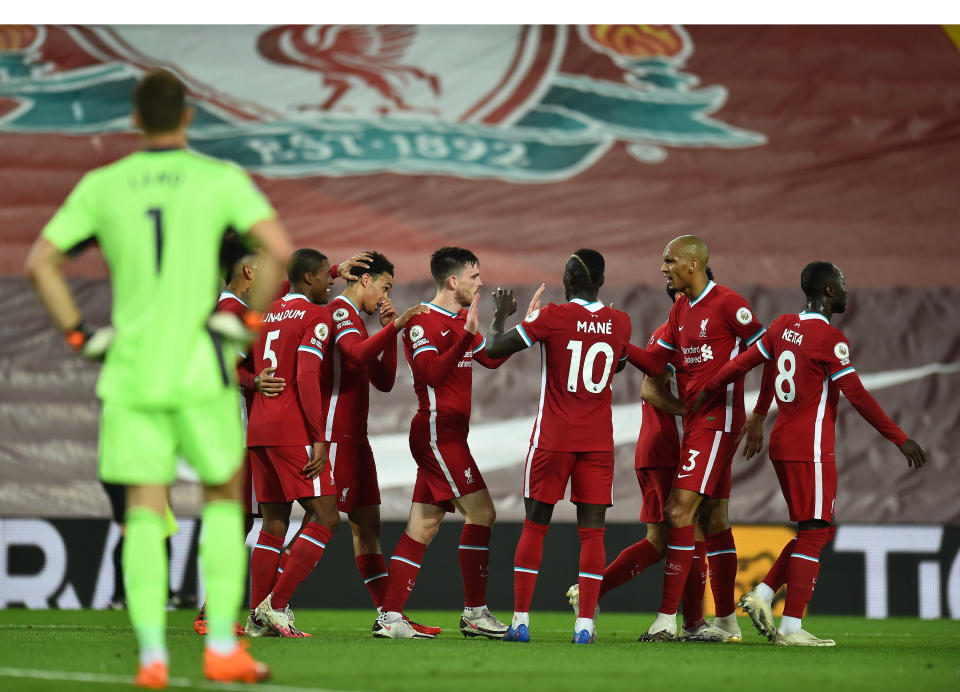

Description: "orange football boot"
204 641 271 683
134 661 168 689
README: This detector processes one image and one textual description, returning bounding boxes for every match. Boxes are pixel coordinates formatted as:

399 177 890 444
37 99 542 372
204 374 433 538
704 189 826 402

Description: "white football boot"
773 628 836 647
739 588 776 641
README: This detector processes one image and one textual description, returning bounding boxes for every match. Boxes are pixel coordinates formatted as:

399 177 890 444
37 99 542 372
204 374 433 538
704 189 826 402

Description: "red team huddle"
218 235 926 648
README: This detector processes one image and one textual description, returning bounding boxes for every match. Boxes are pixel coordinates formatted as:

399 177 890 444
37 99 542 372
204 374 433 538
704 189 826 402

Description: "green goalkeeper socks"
200 500 245 652
123 506 168 665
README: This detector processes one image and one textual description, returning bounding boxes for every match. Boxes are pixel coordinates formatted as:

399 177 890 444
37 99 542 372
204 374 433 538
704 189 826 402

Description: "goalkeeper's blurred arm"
25 237 112 359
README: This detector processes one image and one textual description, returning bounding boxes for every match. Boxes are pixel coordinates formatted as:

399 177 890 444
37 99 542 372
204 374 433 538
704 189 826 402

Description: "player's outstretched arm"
640 368 684 417
836 370 924 468
625 342 671 378
483 288 527 359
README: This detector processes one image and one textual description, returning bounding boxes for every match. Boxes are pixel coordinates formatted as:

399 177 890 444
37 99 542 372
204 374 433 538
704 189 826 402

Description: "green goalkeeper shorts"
99 386 243 486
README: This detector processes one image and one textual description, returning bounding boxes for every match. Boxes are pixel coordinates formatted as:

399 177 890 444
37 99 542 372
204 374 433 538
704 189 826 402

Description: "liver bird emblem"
258 25 441 114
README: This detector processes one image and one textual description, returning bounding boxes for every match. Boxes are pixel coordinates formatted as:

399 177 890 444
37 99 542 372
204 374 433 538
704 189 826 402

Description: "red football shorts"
409 437 487 512
635 467 676 523
772 460 837 523
523 447 615 506
249 445 336 503
329 440 381 512
673 428 736 498
242 453 260 517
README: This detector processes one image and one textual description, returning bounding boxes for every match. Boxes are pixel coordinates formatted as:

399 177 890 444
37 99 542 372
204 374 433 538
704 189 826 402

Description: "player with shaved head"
628 235 766 642
690 261 926 646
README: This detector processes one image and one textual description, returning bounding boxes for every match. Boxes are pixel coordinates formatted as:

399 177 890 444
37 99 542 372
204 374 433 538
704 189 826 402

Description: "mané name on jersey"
246 293 331 447
514 299 632 452
655 281 765 434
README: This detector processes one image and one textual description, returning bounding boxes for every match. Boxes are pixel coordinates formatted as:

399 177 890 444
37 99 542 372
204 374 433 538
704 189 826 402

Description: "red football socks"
270 523 332 610
356 553 389 610
681 541 706 629
277 549 290 574
706 528 738 617
513 519 549 612
658 525 696 615
762 537 795 593
783 527 831 618
598 538 663 599
250 531 284 610
459 524 491 608
576 527 605 619
381 532 427 614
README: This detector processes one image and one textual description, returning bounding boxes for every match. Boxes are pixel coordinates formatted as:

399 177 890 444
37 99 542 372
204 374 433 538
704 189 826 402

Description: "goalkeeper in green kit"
25 69 292 688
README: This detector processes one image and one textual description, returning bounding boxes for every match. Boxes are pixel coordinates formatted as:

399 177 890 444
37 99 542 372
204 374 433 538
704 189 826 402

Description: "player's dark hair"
220 230 255 285
350 251 394 280
568 248 604 289
666 265 714 301
287 248 329 284
133 69 186 134
430 247 479 285
801 261 838 300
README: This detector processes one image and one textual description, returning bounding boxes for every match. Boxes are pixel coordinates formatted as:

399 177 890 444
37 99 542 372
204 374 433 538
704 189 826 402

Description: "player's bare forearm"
737 412 766 459
640 369 684 417
25 237 82 332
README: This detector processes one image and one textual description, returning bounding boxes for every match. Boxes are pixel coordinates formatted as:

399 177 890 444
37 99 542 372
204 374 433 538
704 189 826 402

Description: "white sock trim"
779 615 802 635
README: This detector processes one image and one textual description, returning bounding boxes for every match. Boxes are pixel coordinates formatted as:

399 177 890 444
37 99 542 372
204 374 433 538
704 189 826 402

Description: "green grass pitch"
0 609 957 691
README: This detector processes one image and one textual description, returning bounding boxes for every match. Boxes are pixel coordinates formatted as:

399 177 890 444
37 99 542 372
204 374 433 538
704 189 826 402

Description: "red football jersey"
246 293 332 447
322 294 398 443
403 302 505 443
635 322 684 469
756 311 908 462
652 282 765 434
514 299 632 452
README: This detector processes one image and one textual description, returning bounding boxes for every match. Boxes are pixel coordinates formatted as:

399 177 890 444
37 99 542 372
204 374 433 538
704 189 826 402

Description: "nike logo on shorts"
441 330 450 336
677 473 694 478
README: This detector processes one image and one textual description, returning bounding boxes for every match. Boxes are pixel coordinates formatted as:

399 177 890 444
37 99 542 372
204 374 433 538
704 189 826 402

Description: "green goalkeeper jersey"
42 148 275 407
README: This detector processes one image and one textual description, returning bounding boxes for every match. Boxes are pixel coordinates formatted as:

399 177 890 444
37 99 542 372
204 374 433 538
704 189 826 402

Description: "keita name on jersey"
263 308 307 323
577 320 613 334
782 328 804 345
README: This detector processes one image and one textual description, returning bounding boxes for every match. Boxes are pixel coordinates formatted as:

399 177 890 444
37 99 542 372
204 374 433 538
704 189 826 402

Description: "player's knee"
663 502 692 527
262 517 289 537
705 513 729 535
465 504 496 527
316 506 340 531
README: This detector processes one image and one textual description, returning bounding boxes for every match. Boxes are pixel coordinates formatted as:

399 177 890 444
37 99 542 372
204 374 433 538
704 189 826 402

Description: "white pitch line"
0 667 367 692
